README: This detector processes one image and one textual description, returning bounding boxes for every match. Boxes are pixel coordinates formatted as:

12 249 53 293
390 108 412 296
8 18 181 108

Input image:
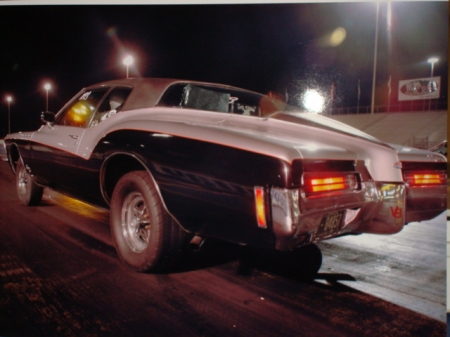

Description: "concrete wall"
329 110 447 149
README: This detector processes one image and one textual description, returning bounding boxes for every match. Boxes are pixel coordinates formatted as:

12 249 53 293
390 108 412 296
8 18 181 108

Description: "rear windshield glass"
157 83 288 117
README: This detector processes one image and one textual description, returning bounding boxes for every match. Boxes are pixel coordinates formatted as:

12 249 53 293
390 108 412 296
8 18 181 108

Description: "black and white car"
3 78 447 273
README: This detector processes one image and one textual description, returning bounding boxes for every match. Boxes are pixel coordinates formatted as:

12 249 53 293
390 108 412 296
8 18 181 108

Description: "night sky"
0 2 447 136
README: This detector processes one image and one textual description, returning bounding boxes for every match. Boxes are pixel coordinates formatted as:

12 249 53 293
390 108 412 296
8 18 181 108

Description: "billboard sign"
398 76 440 101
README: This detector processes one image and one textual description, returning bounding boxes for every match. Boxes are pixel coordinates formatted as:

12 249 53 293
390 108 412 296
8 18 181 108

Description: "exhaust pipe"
189 235 205 252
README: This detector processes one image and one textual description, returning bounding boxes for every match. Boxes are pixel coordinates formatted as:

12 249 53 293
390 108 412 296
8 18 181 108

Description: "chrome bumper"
271 182 406 250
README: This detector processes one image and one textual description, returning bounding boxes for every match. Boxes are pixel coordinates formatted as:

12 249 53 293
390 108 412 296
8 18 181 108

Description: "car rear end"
262 157 407 251
401 161 447 223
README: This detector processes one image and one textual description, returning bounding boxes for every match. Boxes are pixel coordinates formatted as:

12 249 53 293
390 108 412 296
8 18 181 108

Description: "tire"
110 170 186 272
291 244 323 280
16 160 43 206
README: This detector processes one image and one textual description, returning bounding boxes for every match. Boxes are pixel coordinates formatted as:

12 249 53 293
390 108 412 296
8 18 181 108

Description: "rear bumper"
271 181 406 250
404 185 447 223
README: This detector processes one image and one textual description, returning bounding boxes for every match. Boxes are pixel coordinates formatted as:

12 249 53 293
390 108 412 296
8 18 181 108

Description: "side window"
90 87 132 127
56 89 109 128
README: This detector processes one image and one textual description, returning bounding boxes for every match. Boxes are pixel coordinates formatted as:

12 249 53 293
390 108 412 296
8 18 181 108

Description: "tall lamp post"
370 2 380 115
427 58 438 111
428 57 438 77
6 96 12 134
123 55 134 79
44 83 51 111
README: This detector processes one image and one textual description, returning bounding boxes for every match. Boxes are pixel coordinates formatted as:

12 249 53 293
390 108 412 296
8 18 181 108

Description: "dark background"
0 2 447 136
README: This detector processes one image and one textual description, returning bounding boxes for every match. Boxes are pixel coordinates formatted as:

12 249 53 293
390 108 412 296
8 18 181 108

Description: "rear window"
157 83 287 117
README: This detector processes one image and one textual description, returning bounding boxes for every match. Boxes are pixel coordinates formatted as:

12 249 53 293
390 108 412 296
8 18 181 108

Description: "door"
30 88 110 194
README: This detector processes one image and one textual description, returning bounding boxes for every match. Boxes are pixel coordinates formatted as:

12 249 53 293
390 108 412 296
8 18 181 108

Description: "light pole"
44 83 51 111
370 2 380 115
427 57 438 77
427 58 438 111
123 55 134 79
6 96 12 134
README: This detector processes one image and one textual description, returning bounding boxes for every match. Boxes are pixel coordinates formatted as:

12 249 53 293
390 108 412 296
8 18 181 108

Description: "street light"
123 55 134 79
44 83 51 111
427 57 438 111
6 96 12 134
427 57 439 77
370 2 380 115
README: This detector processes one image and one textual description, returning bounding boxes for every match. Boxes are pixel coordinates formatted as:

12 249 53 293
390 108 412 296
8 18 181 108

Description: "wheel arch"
100 152 187 232
7 143 21 174
100 152 149 204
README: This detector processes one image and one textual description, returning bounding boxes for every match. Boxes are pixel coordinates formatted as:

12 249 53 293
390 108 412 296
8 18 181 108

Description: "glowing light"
303 90 325 114
6 95 12 134
123 55 134 78
69 101 92 124
44 83 51 111
311 177 345 192
254 187 267 228
427 57 439 77
428 57 439 65
123 55 134 67
404 172 446 186
304 173 359 195
330 27 346 47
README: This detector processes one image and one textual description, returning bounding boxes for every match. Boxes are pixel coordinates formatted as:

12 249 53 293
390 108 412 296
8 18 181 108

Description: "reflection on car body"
4 78 447 273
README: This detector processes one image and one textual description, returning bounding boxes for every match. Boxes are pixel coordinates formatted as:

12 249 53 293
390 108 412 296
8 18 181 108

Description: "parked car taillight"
403 171 446 186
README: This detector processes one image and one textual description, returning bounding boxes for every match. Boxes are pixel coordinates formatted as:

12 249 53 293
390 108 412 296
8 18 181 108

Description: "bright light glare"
44 83 51 91
330 27 346 47
303 90 325 114
123 55 134 66
6 96 12 103
428 57 439 64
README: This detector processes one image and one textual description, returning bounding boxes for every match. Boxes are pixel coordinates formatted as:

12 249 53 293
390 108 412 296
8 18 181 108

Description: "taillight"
403 171 446 186
303 172 360 196
254 186 267 228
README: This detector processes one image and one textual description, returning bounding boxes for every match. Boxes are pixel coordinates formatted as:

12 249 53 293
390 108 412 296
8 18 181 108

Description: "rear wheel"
291 244 323 280
110 170 186 272
16 160 43 206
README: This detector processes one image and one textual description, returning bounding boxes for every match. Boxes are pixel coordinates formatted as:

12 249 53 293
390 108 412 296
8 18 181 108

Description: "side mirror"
41 111 55 126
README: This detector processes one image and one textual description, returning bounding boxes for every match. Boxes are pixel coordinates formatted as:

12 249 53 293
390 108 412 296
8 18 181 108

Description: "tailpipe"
189 235 205 252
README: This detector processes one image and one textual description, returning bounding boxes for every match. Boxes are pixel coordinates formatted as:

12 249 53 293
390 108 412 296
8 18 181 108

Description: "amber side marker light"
404 172 446 186
254 186 267 228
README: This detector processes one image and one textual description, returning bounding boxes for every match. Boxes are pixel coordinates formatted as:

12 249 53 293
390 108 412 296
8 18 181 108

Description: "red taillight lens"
310 177 346 192
303 172 359 196
404 172 446 186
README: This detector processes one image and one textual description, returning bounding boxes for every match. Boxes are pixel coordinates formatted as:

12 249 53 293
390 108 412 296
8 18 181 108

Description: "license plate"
316 210 345 238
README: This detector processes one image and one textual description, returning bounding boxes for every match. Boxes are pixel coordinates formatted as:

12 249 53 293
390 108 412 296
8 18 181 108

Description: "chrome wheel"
15 160 43 206
110 170 186 272
121 192 151 253
17 165 30 198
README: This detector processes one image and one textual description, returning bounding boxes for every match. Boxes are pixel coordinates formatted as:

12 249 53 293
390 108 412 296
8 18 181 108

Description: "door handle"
69 135 79 139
